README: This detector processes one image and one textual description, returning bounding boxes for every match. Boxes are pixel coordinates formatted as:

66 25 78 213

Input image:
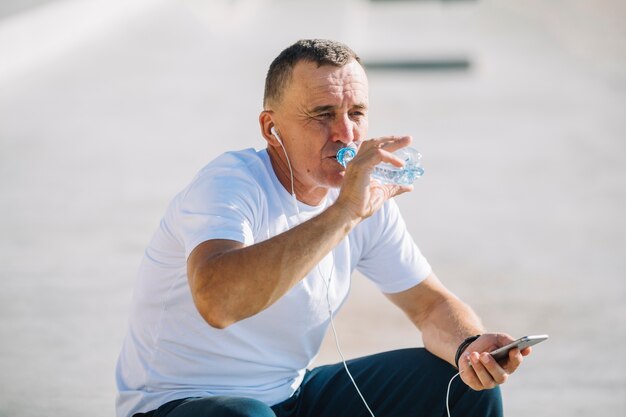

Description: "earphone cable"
274 128 376 417
446 370 463 417
323 263 377 417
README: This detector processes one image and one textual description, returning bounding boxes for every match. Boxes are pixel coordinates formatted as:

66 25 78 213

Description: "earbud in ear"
270 127 282 145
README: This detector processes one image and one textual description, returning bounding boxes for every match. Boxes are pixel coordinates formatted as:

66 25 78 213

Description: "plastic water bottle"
336 144 424 185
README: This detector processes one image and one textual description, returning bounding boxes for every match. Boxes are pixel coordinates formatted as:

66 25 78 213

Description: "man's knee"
213 397 276 417
453 385 503 417
163 396 276 417
362 349 502 416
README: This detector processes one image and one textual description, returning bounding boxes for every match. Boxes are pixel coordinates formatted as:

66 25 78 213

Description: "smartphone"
489 334 549 362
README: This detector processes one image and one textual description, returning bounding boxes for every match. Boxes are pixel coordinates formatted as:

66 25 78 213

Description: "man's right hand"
335 135 414 221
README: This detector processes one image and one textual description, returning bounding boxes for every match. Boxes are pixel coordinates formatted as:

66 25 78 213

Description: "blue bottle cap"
336 144 358 167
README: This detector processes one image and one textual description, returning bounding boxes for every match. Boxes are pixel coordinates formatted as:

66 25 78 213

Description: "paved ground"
1 0 625 416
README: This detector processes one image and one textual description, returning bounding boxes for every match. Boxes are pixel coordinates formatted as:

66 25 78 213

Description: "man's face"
270 60 369 195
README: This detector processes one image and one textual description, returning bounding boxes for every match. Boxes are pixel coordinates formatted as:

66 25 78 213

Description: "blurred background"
1 0 625 416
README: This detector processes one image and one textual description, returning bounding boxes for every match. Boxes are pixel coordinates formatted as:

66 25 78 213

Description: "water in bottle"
336 144 424 185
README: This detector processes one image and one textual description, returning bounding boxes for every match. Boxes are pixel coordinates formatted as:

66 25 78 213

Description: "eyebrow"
310 103 368 113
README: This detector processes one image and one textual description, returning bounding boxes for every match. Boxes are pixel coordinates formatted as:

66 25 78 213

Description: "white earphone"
270 126 282 145
270 126 296 199
268 124 376 417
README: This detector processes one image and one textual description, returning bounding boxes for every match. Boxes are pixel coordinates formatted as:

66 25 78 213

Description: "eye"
316 112 333 120
350 110 366 120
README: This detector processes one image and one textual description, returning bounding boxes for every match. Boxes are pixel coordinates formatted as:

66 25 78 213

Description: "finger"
479 353 509 385
372 182 413 197
373 135 412 146
356 144 405 170
368 183 413 211
459 353 484 391
363 136 412 155
378 137 413 162
389 184 413 197
502 347 524 374
469 352 498 389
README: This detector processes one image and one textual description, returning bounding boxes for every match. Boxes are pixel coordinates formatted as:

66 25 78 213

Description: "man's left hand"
458 333 532 391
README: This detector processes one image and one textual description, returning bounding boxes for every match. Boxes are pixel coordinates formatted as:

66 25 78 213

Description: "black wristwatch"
454 334 481 369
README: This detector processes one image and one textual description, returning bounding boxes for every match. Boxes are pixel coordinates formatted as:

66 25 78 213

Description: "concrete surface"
1 0 624 416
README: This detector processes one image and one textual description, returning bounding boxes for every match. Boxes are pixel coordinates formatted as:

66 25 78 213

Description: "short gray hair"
263 39 361 108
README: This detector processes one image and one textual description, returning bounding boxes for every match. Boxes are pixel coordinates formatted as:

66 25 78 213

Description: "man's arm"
188 136 413 329
386 274 531 390
187 204 358 329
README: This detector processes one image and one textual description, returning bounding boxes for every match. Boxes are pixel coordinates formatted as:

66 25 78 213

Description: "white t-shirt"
115 148 431 417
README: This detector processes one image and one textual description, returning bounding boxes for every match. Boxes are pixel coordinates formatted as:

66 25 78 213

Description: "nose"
329 114 355 145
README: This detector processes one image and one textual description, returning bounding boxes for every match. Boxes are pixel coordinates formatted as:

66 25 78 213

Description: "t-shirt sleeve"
174 166 260 260
355 200 432 294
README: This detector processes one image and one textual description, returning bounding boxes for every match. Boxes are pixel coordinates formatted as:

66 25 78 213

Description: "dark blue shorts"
138 348 502 417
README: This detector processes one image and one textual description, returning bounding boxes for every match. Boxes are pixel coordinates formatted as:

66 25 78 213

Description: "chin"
318 162 346 189
325 173 345 189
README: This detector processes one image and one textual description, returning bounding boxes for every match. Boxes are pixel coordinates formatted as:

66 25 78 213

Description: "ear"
259 110 281 147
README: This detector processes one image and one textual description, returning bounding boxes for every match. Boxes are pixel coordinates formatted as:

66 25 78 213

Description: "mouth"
327 143 359 163
328 147 346 159
325 154 345 171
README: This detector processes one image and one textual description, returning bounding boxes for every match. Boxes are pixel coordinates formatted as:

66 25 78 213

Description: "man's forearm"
386 276 486 367
420 295 485 367
187 203 360 328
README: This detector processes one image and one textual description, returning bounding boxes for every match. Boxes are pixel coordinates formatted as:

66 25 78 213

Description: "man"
116 39 531 417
